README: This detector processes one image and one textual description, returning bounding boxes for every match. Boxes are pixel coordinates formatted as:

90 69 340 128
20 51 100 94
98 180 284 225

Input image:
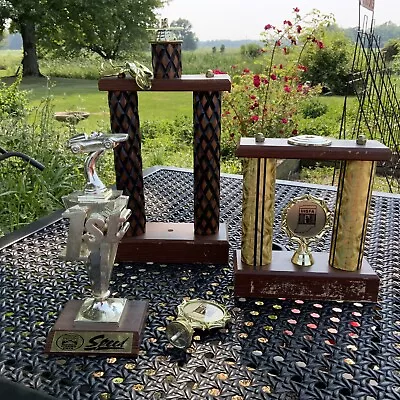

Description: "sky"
158 0 400 41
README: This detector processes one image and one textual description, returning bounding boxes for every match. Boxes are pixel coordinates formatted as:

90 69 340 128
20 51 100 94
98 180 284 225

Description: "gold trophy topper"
282 194 331 267
166 299 230 349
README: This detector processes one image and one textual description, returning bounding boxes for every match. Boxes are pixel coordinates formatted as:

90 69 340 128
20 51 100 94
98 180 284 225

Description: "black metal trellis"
340 10 400 193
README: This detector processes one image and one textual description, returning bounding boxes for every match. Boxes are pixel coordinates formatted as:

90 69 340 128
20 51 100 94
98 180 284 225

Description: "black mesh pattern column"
108 90 146 236
193 91 221 235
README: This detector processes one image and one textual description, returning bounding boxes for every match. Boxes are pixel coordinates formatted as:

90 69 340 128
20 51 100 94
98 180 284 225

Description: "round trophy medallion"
166 299 230 349
282 194 331 266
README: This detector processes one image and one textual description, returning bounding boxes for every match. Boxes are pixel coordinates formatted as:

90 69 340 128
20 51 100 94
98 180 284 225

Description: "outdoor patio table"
0 167 399 399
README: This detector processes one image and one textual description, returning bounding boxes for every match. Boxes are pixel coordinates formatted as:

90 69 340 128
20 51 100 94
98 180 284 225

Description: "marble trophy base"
62 189 125 214
234 250 379 302
45 300 148 356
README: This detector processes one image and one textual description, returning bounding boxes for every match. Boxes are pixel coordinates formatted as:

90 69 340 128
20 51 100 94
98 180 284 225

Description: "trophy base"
234 250 379 302
45 299 148 356
116 222 229 264
74 298 127 326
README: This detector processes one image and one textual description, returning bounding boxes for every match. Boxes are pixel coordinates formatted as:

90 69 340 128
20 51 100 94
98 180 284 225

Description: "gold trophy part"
241 158 276 266
329 160 375 271
166 299 230 349
282 194 331 267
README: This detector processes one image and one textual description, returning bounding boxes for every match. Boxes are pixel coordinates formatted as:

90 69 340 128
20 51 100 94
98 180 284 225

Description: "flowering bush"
222 8 333 153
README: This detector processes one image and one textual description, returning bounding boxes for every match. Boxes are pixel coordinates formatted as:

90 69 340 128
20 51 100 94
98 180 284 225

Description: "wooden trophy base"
234 250 379 302
45 300 148 356
116 222 229 264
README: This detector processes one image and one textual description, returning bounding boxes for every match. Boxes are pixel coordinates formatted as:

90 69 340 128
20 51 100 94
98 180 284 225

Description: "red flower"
292 129 298 135
250 95 257 100
296 25 302 33
243 68 250 74
253 74 261 88
279 64 283 69
317 40 324 49
281 118 288 124
270 73 277 80
283 47 288 55
297 84 303 92
276 40 281 47
284 85 291 93
231 65 237 69
264 24 273 30
284 20 293 27
250 115 260 122
293 7 300 12
284 76 289 82
262 78 269 84
297 64 307 71
212 69 226 74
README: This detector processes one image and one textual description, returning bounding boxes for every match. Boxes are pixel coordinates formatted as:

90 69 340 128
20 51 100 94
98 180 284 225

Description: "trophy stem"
291 240 314 267
84 150 107 194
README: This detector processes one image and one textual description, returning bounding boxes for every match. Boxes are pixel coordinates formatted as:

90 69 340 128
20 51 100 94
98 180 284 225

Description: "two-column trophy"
45 132 148 356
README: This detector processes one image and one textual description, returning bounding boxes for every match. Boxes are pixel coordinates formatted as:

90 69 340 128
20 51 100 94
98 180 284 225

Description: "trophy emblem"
282 194 331 267
45 132 148 356
166 299 230 349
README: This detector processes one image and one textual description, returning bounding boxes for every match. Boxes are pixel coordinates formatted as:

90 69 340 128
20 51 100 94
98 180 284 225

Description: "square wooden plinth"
234 250 379 302
116 222 229 264
45 300 148 356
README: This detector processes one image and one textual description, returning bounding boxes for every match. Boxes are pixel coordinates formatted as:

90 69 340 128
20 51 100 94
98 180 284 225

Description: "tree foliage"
0 0 47 75
170 18 198 51
38 0 163 59
301 28 354 95
0 0 164 76
382 38 400 62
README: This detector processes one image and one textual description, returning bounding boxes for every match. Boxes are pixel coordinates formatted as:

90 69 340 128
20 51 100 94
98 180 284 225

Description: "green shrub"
240 43 262 58
0 91 83 235
301 29 354 95
0 74 27 118
301 98 328 118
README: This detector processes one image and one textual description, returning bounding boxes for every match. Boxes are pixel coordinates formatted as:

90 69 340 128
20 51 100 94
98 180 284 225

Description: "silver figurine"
61 132 131 324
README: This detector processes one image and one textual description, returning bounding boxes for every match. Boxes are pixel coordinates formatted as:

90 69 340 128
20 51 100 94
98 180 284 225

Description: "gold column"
241 158 276 266
329 160 375 271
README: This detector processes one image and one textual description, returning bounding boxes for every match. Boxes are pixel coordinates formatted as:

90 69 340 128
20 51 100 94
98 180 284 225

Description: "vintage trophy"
166 299 230 349
45 132 148 356
281 194 331 267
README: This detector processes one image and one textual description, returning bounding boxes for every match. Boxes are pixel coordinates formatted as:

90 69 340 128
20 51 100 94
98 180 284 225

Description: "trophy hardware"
148 18 183 43
282 194 331 267
166 299 230 349
45 132 148 356
288 134 332 147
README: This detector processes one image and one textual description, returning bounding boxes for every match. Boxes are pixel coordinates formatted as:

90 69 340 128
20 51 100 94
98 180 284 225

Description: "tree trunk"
20 20 42 77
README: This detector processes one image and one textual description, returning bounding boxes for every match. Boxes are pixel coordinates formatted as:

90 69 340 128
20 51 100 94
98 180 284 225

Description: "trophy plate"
45 300 148 356
234 250 379 302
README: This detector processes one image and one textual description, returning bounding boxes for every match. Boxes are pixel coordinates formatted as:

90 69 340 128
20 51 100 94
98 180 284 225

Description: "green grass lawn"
1 76 193 133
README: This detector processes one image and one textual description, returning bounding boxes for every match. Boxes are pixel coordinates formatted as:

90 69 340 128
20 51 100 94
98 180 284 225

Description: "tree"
38 0 164 60
301 28 354 95
170 18 198 51
0 0 164 76
0 0 46 76
382 38 400 62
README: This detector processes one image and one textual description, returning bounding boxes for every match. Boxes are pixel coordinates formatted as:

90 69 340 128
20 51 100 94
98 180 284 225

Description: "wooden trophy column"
98 75 231 264
234 138 391 301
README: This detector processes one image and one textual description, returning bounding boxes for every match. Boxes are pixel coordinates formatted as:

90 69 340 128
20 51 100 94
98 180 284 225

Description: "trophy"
45 132 148 356
282 194 331 267
166 299 230 349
